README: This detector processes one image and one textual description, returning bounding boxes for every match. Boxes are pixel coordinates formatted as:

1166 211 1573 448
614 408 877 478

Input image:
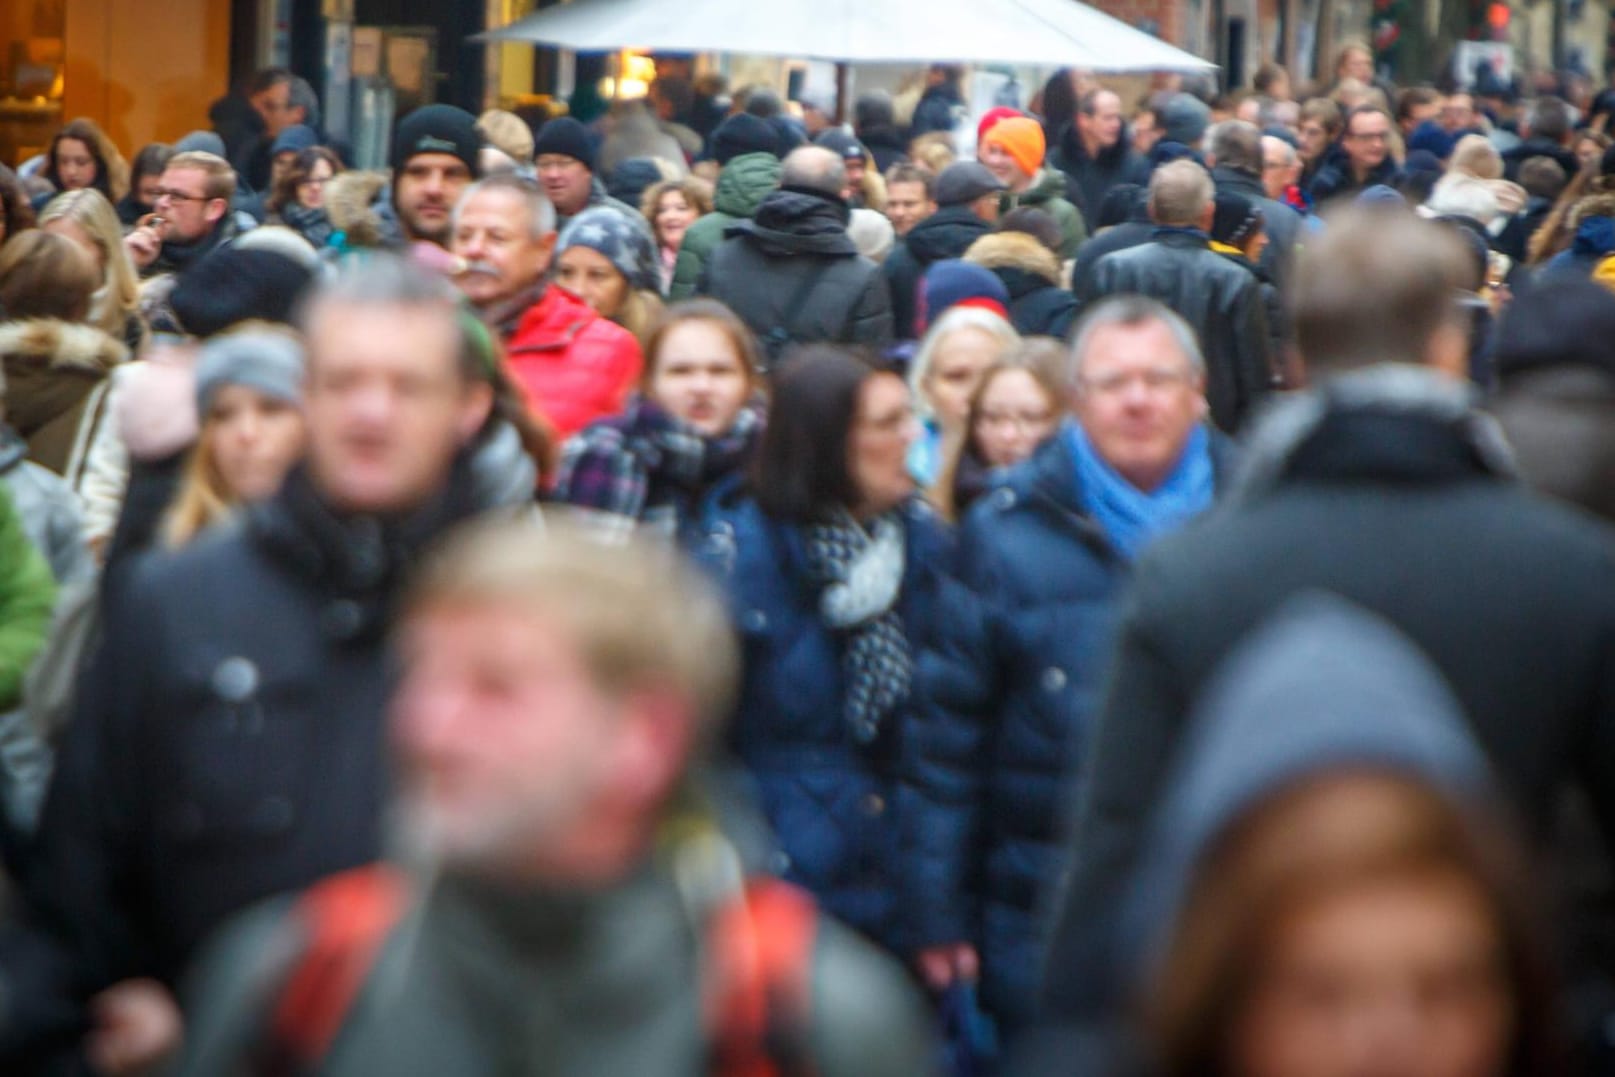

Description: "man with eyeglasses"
904 293 1236 1048
1306 104 1401 207
123 150 242 281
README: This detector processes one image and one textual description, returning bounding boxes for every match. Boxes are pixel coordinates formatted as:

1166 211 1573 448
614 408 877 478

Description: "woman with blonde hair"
640 177 713 294
907 304 1021 487
554 205 666 353
38 188 147 353
162 326 307 547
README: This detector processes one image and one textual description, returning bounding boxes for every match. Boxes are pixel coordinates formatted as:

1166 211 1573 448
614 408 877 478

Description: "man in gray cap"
1159 92 1212 151
884 161 1005 340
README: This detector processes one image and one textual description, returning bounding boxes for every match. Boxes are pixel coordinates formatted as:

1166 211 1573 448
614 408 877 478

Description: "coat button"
994 488 1017 510
1042 666 1068 693
862 793 886 818
741 609 768 631
853 719 878 744
771 850 792 874
322 599 364 639
211 657 260 703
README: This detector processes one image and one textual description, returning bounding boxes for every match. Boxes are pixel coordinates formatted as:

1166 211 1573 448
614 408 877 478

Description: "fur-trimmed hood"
0 319 129 378
964 231 1062 287
326 170 403 250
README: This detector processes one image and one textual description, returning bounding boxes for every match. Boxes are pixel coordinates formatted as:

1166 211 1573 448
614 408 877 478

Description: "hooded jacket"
883 206 995 340
670 152 782 300
325 170 406 252
0 319 128 488
1002 170 1087 259
699 188 894 359
1085 228 1274 432
1537 215 1615 285
1039 365 1615 1034
503 286 644 442
1049 125 1151 232
964 231 1078 338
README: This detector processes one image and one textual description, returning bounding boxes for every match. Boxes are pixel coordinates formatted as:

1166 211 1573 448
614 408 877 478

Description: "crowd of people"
0 45 1609 1075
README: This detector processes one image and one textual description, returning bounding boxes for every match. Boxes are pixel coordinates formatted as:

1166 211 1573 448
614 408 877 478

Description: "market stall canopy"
476 0 1216 72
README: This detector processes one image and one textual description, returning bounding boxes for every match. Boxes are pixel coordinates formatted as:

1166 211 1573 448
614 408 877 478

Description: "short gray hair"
1261 134 1297 167
1208 120 1263 175
782 146 846 199
297 253 474 379
1067 294 1205 387
288 76 321 130
1148 159 1214 227
452 174 557 240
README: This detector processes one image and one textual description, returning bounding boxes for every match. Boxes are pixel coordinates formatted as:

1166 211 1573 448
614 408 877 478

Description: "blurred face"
843 156 867 200
1576 136 1604 169
1071 319 1206 492
394 601 620 878
537 154 593 216
1443 95 1476 132
1133 111 1162 156
924 326 1004 434
886 181 936 237
1237 98 1263 125
1079 92 1125 152
397 153 474 247
1232 871 1514 1077
973 368 1059 468
135 172 164 208
649 319 751 437
153 165 228 242
41 217 105 276
303 303 490 515
981 139 1032 191
556 246 630 319
654 190 698 250
1341 47 1374 84
54 138 98 192
450 188 555 311
250 80 304 138
296 157 334 210
1262 141 1300 199
1344 111 1392 172
849 372 918 518
1403 98 1443 134
1299 119 1335 163
206 384 307 502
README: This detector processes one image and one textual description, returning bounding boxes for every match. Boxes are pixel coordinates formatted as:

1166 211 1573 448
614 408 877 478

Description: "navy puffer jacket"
696 488 953 955
904 431 1237 1024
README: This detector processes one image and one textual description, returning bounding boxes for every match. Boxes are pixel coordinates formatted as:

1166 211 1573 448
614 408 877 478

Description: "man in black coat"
1307 104 1400 207
699 146 893 362
0 257 496 1069
1069 184 1152 299
884 161 1003 340
1048 88 1151 232
1033 207 1615 1061
1500 95 1579 182
1082 160 1274 433
1205 119 1303 291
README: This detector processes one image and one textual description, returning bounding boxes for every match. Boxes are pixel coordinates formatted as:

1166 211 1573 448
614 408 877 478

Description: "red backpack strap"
258 864 410 1077
705 877 820 1077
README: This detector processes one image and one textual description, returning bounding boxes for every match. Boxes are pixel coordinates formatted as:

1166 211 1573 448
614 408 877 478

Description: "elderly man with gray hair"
905 293 1239 1045
698 145 893 364
1082 159 1275 432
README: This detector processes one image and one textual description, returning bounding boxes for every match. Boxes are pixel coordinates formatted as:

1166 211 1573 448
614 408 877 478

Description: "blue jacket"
905 430 1236 1022
695 490 954 953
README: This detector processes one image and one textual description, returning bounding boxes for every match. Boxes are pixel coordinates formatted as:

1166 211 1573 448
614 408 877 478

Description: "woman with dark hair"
266 146 342 250
695 346 952 956
0 166 35 247
38 118 128 210
554 299 764 541
117 143 173 228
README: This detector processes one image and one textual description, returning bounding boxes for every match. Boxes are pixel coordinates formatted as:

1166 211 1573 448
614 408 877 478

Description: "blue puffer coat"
904 430 1236 1025
696 488 954 955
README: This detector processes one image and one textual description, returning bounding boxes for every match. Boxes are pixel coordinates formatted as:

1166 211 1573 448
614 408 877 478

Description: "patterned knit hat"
555 205 661 293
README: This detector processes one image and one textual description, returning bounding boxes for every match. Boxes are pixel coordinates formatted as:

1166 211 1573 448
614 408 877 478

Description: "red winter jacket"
503 286 643 441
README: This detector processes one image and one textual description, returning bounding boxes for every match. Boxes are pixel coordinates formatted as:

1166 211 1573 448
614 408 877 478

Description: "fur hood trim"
0 319 129 375
963 231 1062 286
326 170 393 248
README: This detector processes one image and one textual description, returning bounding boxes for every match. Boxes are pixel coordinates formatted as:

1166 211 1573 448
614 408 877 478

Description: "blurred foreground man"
179 522 931 1076
1031 206 1615 1069
0 256 494 1071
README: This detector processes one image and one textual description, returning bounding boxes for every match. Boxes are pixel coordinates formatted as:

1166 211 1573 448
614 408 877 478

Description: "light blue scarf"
1067 420 1215 560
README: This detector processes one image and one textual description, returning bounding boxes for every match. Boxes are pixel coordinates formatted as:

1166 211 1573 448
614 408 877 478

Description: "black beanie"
169 247 315 339
1496 280 1615 382
710 113 781 165
533 117 596 172
392 104 481 176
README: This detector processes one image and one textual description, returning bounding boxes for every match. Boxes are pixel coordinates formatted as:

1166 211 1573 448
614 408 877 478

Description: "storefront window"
1 0 65 167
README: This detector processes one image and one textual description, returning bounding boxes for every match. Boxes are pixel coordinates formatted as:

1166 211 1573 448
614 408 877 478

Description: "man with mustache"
450 174 642 440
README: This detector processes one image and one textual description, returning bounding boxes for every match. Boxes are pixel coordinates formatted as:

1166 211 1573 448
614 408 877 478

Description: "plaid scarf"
556 397 764 541
803 508 911 745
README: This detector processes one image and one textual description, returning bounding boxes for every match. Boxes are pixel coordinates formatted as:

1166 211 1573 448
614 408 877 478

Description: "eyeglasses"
1348 129 1390 142
154 188 209 204
1079 368 1193 397
976 410 1054 433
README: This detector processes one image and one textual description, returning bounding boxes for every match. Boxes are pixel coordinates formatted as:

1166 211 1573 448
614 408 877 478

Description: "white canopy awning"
477 0 1215 73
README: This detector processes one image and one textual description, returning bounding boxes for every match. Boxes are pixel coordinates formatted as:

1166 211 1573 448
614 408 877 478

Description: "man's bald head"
781 145 847 200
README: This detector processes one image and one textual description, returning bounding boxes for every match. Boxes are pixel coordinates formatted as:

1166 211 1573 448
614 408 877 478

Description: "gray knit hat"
194 329 306 415
555 205 661 293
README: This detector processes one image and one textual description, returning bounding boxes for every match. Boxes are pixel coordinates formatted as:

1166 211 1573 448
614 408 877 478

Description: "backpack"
258 864 820 1077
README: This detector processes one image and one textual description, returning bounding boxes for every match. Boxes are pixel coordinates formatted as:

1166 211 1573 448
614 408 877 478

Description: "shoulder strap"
706 877 821 1077
259 864 409 1077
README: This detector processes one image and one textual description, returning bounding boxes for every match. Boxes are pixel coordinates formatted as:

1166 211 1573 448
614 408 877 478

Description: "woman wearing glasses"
266 147 343 251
